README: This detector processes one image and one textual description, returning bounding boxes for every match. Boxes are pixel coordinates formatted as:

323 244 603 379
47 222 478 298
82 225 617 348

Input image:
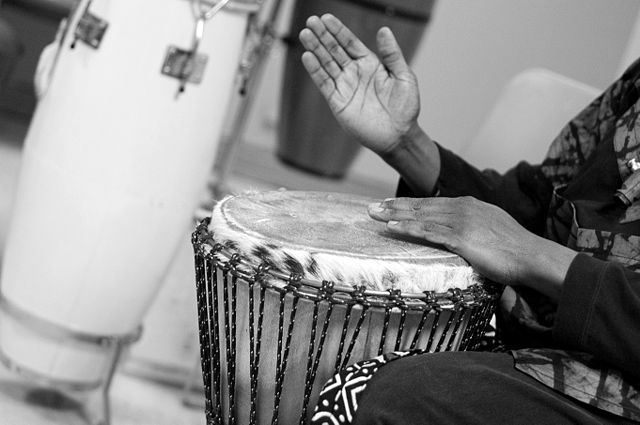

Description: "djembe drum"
193 190 499 425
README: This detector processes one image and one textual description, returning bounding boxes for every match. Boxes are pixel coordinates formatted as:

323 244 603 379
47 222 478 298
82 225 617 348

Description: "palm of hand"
300 15 420 155
330 56 419 154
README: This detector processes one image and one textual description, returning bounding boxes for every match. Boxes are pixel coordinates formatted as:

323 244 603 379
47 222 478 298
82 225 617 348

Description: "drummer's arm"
395 138 553 235
380 125 441 197
553 254 640 382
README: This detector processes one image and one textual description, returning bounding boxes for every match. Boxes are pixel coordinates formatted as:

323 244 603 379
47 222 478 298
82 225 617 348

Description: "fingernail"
388 220 399 226
368 202 384 213
381 198 395 207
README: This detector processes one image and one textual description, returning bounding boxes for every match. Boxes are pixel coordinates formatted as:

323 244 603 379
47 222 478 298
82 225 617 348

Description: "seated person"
299 14 640 425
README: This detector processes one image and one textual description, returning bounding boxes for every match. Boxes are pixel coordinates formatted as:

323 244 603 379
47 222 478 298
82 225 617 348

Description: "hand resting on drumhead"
368 196 578 301
299 14 440 196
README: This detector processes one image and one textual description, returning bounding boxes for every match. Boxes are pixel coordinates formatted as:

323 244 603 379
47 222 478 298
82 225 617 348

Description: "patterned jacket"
398 59 640 421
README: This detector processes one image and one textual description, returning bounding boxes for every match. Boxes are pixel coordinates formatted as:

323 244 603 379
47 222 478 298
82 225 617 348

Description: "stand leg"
84 340 125 425
209 0 286 198
181 355 205 409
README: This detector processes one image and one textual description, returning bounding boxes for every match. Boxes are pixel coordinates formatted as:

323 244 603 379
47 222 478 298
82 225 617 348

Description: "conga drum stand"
0 295 142 425
208 0 286 199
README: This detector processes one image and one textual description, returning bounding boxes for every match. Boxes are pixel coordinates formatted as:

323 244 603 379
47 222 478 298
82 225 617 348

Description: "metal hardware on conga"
71 0 108 49
163 0 234 95
193 191 500 425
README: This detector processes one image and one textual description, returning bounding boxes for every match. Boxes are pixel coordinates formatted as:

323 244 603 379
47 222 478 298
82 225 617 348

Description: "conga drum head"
210 190 482 293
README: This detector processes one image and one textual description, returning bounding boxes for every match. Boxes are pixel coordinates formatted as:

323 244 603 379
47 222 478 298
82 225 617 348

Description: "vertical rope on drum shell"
300 300 321 425
271 274 301 424
193 245 214 423
425 305 443 353
302 305 334 422
333 303 354 373
379 307 392 356
229 273 240 422
444 289 468 352
222 255 240 424
249 263 269 425
341 285 370 369
409 308 429 351
300 281 336 424
394 308 408 352
209 256 223 422
460 294 488 351
434 307 456 352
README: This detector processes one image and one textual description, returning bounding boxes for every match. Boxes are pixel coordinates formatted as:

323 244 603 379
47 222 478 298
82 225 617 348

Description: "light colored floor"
0 362 205 425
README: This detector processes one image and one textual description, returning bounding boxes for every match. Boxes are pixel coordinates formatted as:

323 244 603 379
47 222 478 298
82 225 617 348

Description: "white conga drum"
193 190 500 425
0 0 260 388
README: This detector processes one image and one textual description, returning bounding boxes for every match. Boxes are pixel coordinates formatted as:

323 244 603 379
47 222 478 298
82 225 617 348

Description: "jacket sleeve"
553 253 640 382
397 143 554 235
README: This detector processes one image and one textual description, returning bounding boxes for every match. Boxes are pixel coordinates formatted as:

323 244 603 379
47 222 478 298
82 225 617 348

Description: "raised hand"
368 197 578 299
299 14 421 156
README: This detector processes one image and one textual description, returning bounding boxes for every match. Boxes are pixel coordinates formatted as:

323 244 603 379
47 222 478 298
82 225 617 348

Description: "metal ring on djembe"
192 219 500 425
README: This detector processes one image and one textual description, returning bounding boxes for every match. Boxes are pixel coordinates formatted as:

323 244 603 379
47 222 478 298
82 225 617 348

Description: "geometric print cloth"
311 351 417 424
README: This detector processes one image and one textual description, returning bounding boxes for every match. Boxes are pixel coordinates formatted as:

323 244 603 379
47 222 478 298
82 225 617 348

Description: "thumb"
376 27 410 77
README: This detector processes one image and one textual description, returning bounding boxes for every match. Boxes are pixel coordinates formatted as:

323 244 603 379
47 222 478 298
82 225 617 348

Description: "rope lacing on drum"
300 281 336 424
335 285 369 370
248 262 269 425
271 272 302 425
319 280 335 300
223 255 241 424
193 225 501 424
378 289 400 354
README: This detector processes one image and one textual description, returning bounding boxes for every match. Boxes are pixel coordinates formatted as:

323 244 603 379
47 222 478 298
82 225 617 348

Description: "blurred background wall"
4 0 640 183
243 0 640 183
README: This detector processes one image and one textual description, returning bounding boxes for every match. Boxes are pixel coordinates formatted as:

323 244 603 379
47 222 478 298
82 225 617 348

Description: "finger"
320 13 370 60
299 25 343 80
368 202 417 222
302 15 352 68
379 197 433 211
379 197 463 213
369 206 456 234
375 27 411 78
301 51 336 99
385 220 457 250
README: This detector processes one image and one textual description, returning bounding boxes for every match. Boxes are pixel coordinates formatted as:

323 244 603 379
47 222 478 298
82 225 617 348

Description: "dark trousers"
352 352 636 425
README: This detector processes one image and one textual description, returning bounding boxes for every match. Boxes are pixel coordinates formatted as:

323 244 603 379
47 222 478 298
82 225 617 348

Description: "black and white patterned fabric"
311 351 417 424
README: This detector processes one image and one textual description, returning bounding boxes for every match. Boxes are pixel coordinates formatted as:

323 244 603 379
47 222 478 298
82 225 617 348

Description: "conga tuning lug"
72 9 108 49
161 46 208 85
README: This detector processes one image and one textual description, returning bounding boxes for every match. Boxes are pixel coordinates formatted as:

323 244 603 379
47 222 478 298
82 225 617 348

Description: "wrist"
380 125 441 196
519 236 578 301
380 122 426 159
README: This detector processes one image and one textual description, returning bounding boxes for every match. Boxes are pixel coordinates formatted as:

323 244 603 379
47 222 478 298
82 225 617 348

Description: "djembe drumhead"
210 190 481 293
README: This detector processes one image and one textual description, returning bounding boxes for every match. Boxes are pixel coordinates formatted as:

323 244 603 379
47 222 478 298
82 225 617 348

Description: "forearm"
395 141 553 235
516 236 578 300
380 125 440 197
